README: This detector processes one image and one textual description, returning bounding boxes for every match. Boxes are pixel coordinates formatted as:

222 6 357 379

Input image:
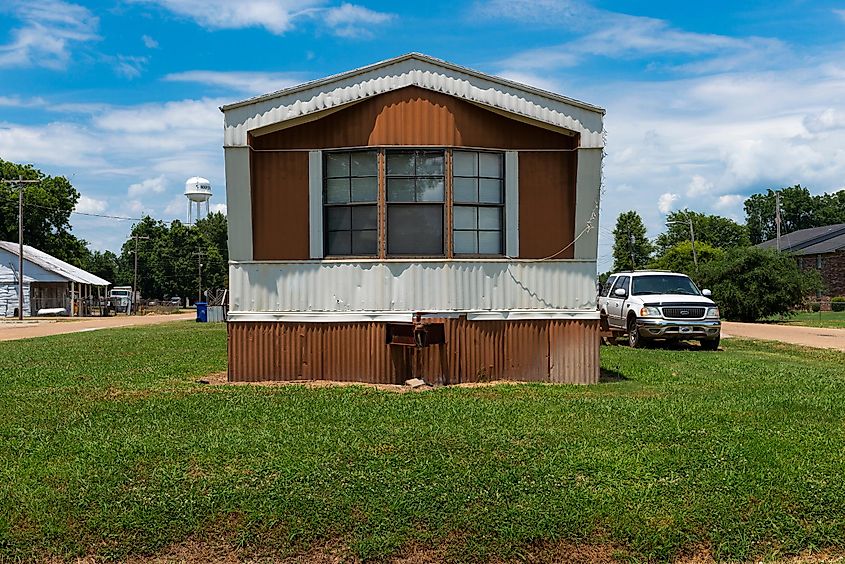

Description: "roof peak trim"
221 54 605 149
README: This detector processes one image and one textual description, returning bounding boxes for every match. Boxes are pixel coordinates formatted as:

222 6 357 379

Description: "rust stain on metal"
228 318 600 385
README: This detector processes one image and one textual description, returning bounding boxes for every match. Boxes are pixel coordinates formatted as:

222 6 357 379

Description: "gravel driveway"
0 312 196 342
721 321 845 352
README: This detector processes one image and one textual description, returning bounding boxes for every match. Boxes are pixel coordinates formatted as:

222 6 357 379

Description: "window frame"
384 149 446 258
322 149 379 258
319 147 508 260
451 150 506 257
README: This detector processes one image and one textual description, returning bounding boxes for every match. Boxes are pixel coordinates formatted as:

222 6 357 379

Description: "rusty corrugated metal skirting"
228 318 600 385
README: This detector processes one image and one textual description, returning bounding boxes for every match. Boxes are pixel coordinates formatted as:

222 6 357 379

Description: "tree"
612 211 653 271
0 159 90 267
117 214 228 301
648 241 724 280
83 250 119 284
654 210 749 255
699 247 822 321
744 185 845 244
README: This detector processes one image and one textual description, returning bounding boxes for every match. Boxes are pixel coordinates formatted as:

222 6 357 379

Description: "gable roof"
0 242 110 285
758 223 845 255
221 53 605 149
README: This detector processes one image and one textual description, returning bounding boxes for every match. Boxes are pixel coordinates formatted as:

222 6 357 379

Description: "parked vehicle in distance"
169 296 182 307
598 270 721 349
109 286 134 314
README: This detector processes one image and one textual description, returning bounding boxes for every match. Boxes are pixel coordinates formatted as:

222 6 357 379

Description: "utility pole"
193 249 205 303
1 176 40 320
775 191 782 251
666 213 698 268
132 235 149 315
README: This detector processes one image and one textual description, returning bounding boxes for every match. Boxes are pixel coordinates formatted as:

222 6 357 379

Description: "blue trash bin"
195 302 207 323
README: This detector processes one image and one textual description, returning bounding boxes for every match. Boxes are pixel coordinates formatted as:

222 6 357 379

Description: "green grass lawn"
2 322 845 562
767 310 845 328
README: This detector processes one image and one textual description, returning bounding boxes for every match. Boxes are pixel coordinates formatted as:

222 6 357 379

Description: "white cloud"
128 176 167 197
110 55 147 79
803 108 845 133
210 203 227 215
75 195 108 214
0 122 103 167
687 175 713 197
142 34 158 49
657 192 680 214
0 0 99 69
835 9 845 22
324 3 394 37
132 0 392 37
714 194 745 210
163 70 308 96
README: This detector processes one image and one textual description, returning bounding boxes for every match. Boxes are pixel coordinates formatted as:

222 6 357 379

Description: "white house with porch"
0 241 110 317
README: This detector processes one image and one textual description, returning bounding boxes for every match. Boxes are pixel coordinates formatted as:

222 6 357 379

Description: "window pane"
325 178 349 203
387 205 443 255
350 151 377 176
326 153 349 177
453 151 477 177
352 230 377 255
387 178 415 201
387 152 414 176
351 205 377 230
416 178 444 202
453 177 477 203
417 152 444 175
454 231 477 254
326 207 351 231
454 206 477 230
326 231 351 255
479 178 502 204
479 152 503 178
478 207 501 230
351 177 377 202
478 231 501 254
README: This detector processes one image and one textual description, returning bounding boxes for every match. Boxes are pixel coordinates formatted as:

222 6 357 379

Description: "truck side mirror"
614 288 627 297
702 289 712 297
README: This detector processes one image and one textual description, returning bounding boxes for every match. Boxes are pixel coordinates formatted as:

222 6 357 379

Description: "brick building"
758 223 845 303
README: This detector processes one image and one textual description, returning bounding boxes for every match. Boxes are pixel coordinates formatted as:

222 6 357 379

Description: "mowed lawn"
770 310 845 329
2 323 845 562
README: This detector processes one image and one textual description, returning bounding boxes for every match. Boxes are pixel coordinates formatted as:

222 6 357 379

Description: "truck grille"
662 307 705 319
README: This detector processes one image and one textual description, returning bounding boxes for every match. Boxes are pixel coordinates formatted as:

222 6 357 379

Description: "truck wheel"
700 337 720 351
628 317 643 348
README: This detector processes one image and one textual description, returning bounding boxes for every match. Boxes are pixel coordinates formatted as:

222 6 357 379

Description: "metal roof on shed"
0 241 110 285
758 223 845 255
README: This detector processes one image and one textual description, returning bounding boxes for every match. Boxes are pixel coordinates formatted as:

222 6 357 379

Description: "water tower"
185 176 212 224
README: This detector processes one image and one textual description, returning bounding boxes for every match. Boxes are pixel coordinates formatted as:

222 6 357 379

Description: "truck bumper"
636 318 721 339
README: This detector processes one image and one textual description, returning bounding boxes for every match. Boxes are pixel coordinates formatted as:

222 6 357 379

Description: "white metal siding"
229 260 597 316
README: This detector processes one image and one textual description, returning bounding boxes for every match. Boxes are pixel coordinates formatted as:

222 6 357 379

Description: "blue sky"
2 0 845 271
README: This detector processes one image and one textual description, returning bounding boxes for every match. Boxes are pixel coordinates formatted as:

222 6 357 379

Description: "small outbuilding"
221 53 605 384
0 241 110 317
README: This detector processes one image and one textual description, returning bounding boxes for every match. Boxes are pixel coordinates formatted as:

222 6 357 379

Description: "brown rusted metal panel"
250 86 577 151
549 319 600 384
250 150 310 260
518 151 578 259
228 318 598 385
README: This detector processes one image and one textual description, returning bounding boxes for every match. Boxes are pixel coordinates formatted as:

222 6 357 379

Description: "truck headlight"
706 307 720 318
639 306 661 317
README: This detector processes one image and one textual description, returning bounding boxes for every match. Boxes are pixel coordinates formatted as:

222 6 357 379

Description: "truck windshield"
632 275 700 296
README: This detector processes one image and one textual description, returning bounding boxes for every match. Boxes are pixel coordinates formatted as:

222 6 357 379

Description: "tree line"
0 158 227 302
609 185 845 321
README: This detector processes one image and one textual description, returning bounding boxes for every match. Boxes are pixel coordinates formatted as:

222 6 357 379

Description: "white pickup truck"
598 270 721 349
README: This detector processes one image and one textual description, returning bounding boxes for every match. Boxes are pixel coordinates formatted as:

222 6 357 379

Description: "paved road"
0 312 196 342
721 321 845 352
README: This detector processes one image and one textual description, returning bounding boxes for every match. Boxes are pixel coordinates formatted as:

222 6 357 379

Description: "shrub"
832 297 845 312
698 247 823 322
811 302 822 313
648 241 724 282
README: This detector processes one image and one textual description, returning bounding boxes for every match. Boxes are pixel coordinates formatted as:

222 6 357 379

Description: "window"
611 275 629 296
452 151 504 255
603 276 617 297
386 150 444 255
324 151 378 256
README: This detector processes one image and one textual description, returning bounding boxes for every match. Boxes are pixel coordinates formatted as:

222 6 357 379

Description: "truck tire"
628 316 643 348
700 336 720 351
